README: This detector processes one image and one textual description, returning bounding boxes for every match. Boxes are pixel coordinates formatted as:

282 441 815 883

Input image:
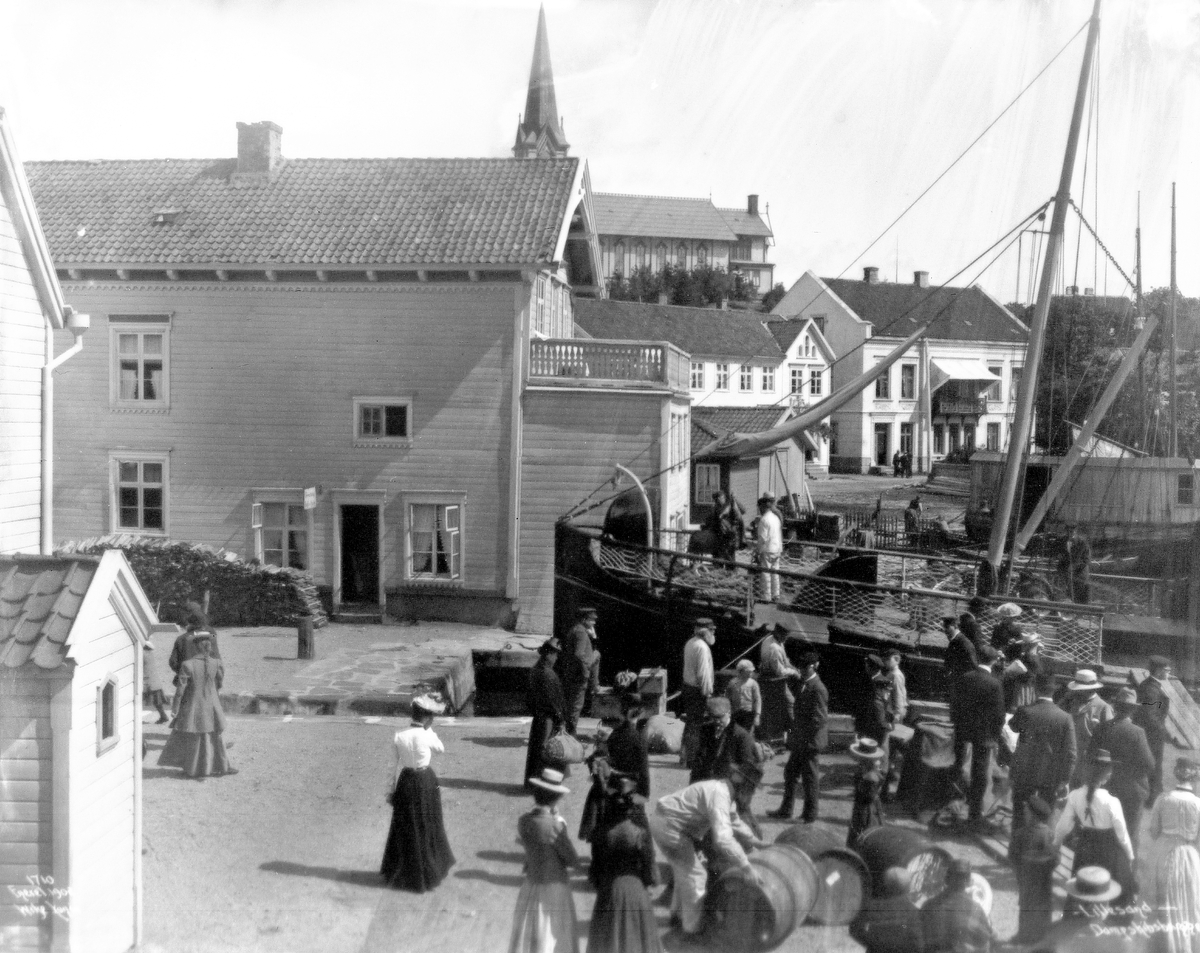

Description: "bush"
56 534 327 628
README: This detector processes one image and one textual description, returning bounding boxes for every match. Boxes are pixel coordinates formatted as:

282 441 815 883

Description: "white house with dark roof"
772 267 1029 474
592 193 775 294
26 122 691 636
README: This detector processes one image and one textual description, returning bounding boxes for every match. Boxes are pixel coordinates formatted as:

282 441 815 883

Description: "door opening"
340 504 380 604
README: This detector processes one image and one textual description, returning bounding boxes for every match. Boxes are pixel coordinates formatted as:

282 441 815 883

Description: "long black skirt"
586 874 663 953
1072 826 1135 902
380 767 455 892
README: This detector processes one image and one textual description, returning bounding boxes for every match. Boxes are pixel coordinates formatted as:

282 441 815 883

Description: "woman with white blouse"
1147 757 1200 953
380 693 456 892
1054 749 1136 903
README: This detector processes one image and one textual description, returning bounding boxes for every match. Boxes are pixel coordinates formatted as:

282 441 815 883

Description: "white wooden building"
0 550 155 953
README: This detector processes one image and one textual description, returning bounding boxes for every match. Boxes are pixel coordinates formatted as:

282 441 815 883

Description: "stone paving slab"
147 620 548 717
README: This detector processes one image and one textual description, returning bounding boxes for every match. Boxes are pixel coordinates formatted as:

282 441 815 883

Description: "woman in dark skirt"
586 776 662 953
525 638 567 786
380 693 455 892
1053 749 1136 904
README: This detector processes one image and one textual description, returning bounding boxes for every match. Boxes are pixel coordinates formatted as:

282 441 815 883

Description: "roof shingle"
573 298 782 361
593 193 739 242
691 406 791 452
24 157 579 267
0 556 98 670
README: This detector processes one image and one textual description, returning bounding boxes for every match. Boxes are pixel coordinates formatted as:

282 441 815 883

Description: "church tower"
512 6 570 159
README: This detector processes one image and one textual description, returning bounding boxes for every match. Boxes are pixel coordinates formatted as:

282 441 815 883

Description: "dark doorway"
874 423 890 466
340 505 379 604
1020 465 1053 525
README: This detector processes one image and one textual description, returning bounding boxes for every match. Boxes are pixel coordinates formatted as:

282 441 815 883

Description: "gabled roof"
819 277 1027 344
0 555 98 669
592 193 740 242
25 157 581 268
764 317 835 362
717 206 772 239
691 406 792 454
573 298 783 361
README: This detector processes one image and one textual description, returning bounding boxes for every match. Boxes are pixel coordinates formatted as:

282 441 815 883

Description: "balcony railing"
932 395 987 416
529 338 689 390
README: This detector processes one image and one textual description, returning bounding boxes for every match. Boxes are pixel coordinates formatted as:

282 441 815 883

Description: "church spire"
513 6 570 159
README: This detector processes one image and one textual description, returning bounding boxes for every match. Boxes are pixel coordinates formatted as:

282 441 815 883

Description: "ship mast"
985 0 1104 578
1170 182 1178 457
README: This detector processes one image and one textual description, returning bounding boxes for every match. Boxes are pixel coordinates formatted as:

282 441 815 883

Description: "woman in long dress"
158 632 235 778
1053 749 1136 903
379 693 455 892
509 768 579 953
525 638 567 785
1147 757 1200 953
586 776 661 953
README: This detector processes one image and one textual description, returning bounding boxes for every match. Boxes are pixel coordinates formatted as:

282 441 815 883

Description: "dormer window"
151 207 183 225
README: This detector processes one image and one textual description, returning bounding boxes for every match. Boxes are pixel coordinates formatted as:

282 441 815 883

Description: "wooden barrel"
774 823 871 925
708 845 819 952
855 826 952 907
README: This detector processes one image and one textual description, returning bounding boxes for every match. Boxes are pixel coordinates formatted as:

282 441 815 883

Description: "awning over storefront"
929 357 1000 394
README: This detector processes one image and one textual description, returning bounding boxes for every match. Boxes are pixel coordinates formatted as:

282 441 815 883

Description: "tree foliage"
760 282 787 312
606 264 759 308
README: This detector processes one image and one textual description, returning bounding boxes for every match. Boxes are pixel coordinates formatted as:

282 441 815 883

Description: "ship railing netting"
582 526 1105 665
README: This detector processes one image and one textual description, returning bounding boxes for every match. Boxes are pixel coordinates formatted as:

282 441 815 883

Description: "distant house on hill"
772 268 1028 474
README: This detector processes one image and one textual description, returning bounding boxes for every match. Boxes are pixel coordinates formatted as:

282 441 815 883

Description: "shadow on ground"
260 860 383 888
440 777 529 797
462 735 527 749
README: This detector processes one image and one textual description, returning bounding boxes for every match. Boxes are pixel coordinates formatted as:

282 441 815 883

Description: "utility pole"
1169 182 1178 458
1136 195 1144 449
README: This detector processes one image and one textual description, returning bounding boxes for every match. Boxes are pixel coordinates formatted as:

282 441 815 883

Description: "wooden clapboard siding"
518 389 668 634
0 187 48 555
0 674 52 918
52 282 518 597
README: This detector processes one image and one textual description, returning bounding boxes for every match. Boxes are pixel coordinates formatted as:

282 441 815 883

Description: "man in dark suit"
1010 672 1076 831
1134 655 1172 807
556 606 599 736
690 697 758 785
769 651 828 822
943 616 979 678
958 597 988 653
950 645 1006 828
1092 686 1155 860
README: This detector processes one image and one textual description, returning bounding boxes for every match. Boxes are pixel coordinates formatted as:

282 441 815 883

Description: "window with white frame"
752 272 761 288
252 498 309 570
715 363 730 391
803 335 814 358
809 370 823 396
875 366 890 399
986 365 1003 401
110 316 170 408
790 367 804 394
112 454 167 533
354 397 413 447
901 364 916 400
96 674 119 755
690 362 705 390
670 411 689 471
406 499 463 582
694 464 721 504
739 365 754 392
761 366 775 392
1011 366 1023 401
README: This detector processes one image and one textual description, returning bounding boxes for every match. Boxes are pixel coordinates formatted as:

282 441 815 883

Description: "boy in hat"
725 658 761 733
847 737 887 846
1010 793 1058 944
754 494 783 602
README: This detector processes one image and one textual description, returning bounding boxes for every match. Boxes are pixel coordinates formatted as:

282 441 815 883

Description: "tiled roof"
821 278 1028 345
0 555 99 669
717 207 773 238
24 157 580 267
765 319 805 352
692 406 790 452
573 298 783 361
592 193 739 242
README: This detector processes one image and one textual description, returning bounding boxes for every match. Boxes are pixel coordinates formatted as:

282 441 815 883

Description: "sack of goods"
543 729 586 765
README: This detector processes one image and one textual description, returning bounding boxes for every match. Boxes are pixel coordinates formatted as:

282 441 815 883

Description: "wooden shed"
0 550 155 952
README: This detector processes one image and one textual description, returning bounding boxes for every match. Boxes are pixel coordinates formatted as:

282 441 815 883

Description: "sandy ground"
808 474 969 526
136 712 1018 953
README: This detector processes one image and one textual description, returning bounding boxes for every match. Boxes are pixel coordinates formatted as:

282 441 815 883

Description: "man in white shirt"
648 762 765 936
755 495 784 602
681 618 716 767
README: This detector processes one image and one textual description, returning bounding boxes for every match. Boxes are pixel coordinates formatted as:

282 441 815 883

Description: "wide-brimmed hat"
528 767 570 795
849 738 887 761
995 603 1023 619
1113 687 1139 708
704 697 732 721
1065 866 1122 902
412 693 446 716
735 659 755 674
538 637 563 656
1068 669 1101 691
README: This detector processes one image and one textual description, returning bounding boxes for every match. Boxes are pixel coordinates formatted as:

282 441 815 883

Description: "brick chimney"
234 121 282 184
914 270 930 289
863 266 880 284
747 194 759 215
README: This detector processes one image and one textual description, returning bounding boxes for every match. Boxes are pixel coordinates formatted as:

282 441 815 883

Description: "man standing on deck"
1009 672 1076 833
769 651 828 822
943 616 979 679
1091 686 1154 862
1061 668 1112 789
950 645 1006 830
1134 655 1172 807
556 606 599 736
680 618 716 768
754 494 784 602
758 622 798 745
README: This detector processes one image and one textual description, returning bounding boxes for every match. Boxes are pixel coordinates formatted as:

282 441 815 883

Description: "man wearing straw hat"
989 602 1024 652
648 762 765 938
1062 668 1112 789
1091 686 1155 861
1030 866 1123 950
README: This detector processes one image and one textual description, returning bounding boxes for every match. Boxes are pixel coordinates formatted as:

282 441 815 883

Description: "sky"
4 0 1198 303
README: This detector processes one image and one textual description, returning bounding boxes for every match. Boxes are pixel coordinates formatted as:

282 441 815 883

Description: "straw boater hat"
995 603 1023 619
412 693 446 717
849 738 887 761
1068 669 1102 692
1065 866 1122 903
528 767 571 796
736 659 755 674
